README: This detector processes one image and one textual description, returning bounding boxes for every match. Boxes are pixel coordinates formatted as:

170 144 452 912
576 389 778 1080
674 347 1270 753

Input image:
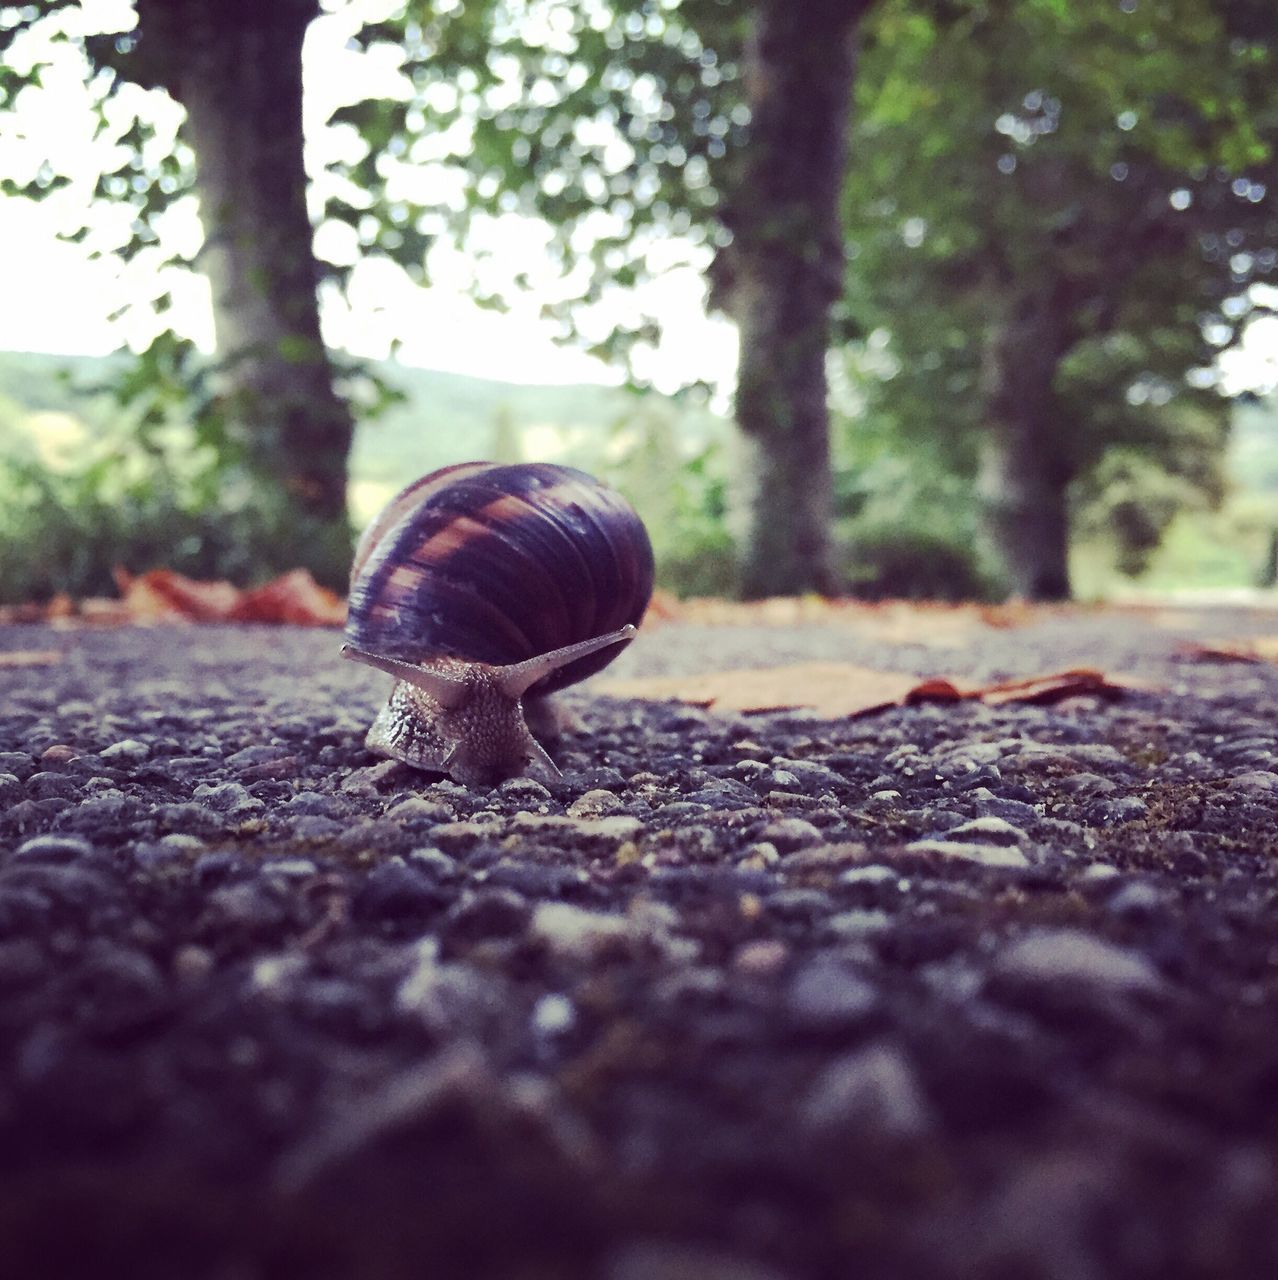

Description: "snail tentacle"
497 624 637 699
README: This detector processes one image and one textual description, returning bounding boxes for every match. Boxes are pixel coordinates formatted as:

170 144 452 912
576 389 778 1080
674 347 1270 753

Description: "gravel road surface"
3 607 1278 1279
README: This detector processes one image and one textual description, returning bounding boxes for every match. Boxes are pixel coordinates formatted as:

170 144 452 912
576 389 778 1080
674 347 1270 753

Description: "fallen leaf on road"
114 568 242 622
599 663 931 716
0 649 61 667
598 663 1152 718
643 593 1029 645
1180 638 1278 664
0 570 345 628
980 668 1154 705
228 570 346 626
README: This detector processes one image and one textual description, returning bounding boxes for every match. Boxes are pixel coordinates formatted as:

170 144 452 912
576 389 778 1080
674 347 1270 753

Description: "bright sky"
0 1 1271 398
0 1 737 392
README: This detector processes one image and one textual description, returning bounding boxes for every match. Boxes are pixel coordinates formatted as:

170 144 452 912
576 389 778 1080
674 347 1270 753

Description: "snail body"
343 462 653 786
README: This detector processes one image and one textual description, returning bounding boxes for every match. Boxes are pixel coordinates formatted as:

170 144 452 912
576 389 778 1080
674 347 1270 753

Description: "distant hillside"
348 362 651 485
0 349 718 486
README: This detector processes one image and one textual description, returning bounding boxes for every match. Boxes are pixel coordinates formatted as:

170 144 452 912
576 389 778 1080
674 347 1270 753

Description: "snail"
341 461 654 787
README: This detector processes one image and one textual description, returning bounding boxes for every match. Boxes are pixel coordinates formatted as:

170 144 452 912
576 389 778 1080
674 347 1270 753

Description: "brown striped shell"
346 462 654 696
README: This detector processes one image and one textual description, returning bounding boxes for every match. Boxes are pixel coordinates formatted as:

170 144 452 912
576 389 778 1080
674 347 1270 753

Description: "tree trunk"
726 0 868 598
978 306 1075 601
136 0 354 586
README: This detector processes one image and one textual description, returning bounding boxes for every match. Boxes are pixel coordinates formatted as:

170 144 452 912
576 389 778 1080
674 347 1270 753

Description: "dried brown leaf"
1180 637 1278 664
600 661 1155 718
113 567 241 622
228 570 345 627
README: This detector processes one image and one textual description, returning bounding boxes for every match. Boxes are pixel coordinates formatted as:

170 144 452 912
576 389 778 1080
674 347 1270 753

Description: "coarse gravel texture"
3 609 1278 1278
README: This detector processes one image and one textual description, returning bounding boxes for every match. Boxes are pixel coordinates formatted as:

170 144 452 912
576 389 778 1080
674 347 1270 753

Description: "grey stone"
284 791 346 817
1057 772 1119 796
531 992 576 1037
264 859 319 880
825 909 893 939
801 1041 930 1138
839 865 899 886
291 815 344 841
25 772 81 801
205 883 288 931
1106 881 1170 917
99 738 151 763
12 833 95 864
787 959 879 1032
1229 771 1278 794
499 777 554 806
155 803 228 838
0 753 34 781
530 902 631 960
905 838 1030 868
995 928 1163 992
759 818 823 852
408 847 459 878
446 888 529 939
946 816 1029 846
356 860 445 920
968 790 1039 826
193 781 264 816
227 745 294 769
1088 795 1149 826
384 796 452 824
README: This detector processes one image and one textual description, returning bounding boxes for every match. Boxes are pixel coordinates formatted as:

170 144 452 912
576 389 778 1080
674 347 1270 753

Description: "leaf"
113 567 241 622
597 662 1153 717
598 663 933 716
227 570 346 627
107 568 342 626
1180 638 1278 664
979 668 1156 705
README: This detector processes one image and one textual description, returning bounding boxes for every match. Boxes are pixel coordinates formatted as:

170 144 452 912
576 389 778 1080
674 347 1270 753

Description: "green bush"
0 420 349 604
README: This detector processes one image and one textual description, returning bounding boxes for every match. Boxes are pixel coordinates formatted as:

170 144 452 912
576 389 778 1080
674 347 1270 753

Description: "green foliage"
579 401 738 597
1075 448 1214 577
326 0 748 376
829 353 1002 599
0 415 249 603
0 352 739 600
841 0 1277 592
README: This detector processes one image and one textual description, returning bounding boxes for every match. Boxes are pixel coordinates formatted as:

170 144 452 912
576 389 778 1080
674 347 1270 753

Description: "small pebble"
994 928 1163 992
529 902 631 960
946 816 1028 846
801 1041 930 1138
758 818 823 853
99 739 151 764
263 859 319 880
787 958 879 1032
1229 771 1278 794
734 939 789 977
531 993 576 1036
383 796 452 824
905 838 1030 868
12 833 95 864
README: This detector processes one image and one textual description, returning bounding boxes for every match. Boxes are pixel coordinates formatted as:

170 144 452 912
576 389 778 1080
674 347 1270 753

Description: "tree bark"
978 302 1075 601
135 0 354 586
726 0 868 598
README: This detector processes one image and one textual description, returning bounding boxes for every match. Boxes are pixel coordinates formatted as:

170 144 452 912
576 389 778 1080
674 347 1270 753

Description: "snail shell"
342 461 654 786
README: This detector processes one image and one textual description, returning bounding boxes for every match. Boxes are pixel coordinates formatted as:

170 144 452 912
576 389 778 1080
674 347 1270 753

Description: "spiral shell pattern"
346 462 654 695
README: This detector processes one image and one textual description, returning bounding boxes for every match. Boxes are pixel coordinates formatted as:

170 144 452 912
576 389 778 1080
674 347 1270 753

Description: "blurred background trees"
0 0 1275 603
